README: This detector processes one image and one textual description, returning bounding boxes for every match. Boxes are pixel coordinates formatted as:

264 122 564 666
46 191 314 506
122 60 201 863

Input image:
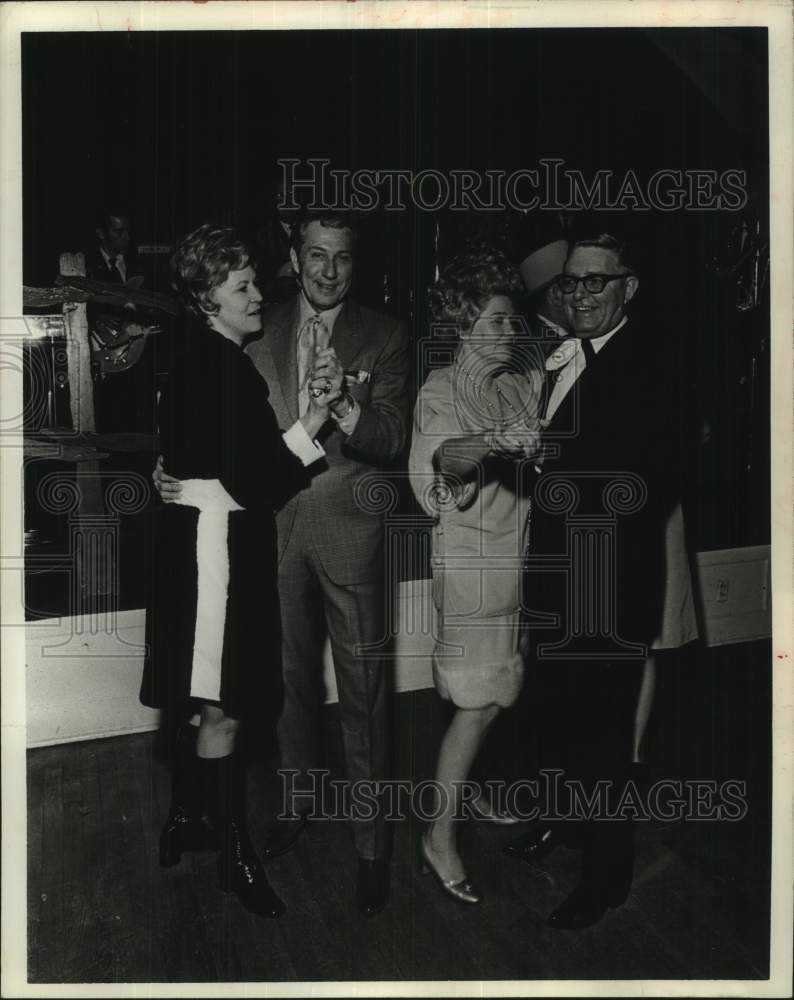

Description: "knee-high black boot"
201 752 285 919
159 725 219 868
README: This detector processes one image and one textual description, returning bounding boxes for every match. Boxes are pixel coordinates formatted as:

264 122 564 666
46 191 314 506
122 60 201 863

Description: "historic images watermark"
278 157 749 213
275 769 749 823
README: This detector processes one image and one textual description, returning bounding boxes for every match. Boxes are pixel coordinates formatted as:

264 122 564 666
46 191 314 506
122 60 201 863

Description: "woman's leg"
197 703 240 758
196 703 284 918
424 703 500 882
159 711 218 867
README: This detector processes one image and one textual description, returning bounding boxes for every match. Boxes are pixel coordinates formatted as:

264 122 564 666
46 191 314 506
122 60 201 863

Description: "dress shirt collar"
587 314 628 355
545 315 629 369
100 245 126 280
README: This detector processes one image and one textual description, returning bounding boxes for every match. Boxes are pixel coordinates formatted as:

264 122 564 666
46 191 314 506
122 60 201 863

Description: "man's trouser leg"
319 561 390 861
276 535 328 817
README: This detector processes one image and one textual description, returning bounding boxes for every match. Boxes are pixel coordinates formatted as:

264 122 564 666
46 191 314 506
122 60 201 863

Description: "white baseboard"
25 549 771 748
25 580 436 748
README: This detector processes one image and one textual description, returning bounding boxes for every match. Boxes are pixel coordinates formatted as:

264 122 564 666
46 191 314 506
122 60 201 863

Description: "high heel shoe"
467 794 520 826
418 836 482 905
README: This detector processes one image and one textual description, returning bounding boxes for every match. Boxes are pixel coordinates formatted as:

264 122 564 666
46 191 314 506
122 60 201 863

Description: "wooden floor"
27 641 771 984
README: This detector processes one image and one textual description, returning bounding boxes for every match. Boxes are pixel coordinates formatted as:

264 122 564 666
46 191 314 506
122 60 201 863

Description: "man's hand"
123 319 162 341
152 454 183 503
488 419 542 459
307 376 342 418
311 346 345 397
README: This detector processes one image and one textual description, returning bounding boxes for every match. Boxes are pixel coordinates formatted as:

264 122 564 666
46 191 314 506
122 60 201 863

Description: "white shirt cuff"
333 399 362 436
283 421 326 467
175 478 243 512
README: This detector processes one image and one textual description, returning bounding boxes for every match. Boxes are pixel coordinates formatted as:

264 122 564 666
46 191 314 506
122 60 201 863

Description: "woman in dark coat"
141 224 341 918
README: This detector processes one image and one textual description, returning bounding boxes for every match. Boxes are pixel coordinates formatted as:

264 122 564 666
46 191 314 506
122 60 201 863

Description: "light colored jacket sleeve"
408 373 459 518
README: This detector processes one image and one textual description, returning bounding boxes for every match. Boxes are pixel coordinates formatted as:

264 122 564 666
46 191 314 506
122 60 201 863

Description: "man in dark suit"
246 211 410 917
507 231 681 929
84 206 163 434
87 209 143 286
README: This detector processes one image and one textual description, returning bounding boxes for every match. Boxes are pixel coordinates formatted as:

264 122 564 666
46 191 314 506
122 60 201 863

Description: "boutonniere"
343 369 371 384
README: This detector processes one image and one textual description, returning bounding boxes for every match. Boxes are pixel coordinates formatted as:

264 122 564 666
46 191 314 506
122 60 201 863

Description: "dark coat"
527 319 684 655
141 321 309 721
524 318 686 775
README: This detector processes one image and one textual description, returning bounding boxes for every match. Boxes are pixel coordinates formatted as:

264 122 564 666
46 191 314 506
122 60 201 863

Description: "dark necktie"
580 337 596 364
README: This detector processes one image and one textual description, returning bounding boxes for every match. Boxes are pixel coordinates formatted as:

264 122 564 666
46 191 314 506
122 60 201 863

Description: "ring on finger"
310 377 332 398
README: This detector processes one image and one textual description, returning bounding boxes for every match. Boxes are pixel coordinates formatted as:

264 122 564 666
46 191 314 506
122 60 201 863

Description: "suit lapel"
269 301 300 424
330 299 365 370
257 297 366 426
547 322 632 433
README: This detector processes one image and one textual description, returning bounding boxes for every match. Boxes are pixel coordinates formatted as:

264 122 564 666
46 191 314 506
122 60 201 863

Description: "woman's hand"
310 347 345 399
307 377 342 414
301 375 343 440
300 347 344 436
487 418 543 459
152 455 184 502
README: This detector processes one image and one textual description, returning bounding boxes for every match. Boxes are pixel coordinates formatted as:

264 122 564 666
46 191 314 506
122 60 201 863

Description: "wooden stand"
58 251 113 601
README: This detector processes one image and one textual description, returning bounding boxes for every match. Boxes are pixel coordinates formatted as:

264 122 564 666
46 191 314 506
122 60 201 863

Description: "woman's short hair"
430 246 524 339
170 224 252 318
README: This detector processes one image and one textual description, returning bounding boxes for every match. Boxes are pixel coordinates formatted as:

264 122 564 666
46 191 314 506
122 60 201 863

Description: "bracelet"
331 393 355 421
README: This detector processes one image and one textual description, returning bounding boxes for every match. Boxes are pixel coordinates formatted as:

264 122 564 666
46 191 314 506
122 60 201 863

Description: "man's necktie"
297 315 329 415
580 337 596 364
109 254 126 283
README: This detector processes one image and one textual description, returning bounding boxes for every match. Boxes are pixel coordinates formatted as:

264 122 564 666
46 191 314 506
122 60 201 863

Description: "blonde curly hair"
429 246 523 341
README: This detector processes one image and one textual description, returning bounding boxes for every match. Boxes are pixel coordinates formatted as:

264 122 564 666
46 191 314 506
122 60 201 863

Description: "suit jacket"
527 319 683 652
86 247 146 286
246 295 411 584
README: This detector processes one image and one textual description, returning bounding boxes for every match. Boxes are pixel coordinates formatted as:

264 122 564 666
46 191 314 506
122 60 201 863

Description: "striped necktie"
297 314 330 415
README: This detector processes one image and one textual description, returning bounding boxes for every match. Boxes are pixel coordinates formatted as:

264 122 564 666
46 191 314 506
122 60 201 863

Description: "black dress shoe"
502 825 564 864
547 876 630 930
356 857 390 918
261 812 309 860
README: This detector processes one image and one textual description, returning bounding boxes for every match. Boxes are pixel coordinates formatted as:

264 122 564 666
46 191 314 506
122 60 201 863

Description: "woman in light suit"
409 248 543 903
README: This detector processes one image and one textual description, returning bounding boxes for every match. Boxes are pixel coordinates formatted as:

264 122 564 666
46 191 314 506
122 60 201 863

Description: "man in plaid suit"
247 211 410 916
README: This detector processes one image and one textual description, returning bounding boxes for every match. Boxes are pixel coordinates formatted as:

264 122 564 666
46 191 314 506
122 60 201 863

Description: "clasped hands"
153 346 349 503
308 347 353 419
307 347 345 404
486 416 543 460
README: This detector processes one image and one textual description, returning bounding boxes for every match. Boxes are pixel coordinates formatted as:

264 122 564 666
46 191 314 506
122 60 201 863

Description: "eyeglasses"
555 272 635 295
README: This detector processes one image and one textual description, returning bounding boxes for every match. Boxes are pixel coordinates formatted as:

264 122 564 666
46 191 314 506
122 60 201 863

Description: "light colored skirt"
652 503 699 650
